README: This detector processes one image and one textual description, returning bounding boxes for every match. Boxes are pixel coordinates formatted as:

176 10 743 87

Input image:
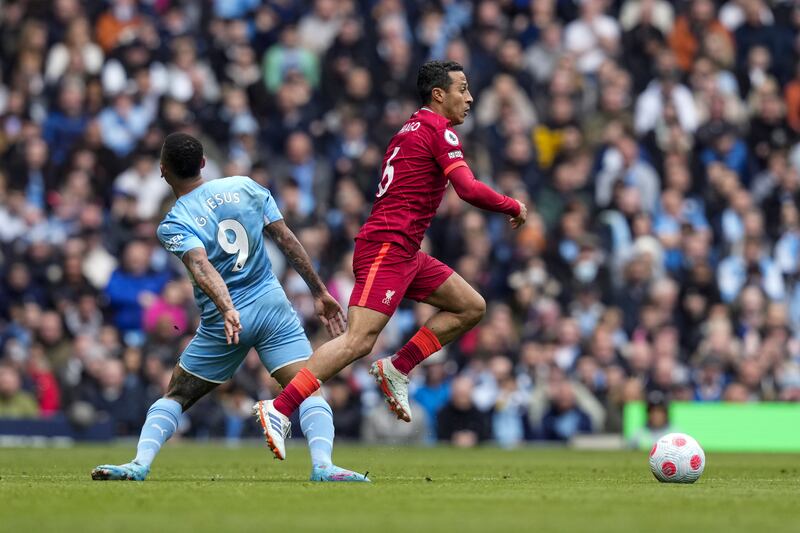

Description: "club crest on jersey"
382 290 396 306
444 129 459 146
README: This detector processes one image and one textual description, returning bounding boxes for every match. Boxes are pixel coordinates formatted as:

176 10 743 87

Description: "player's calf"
421 274 487 345
316 328 381 377
374 282 486 421
271 308 388 422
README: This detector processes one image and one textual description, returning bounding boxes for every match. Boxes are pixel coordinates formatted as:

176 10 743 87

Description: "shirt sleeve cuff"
443 160 468 176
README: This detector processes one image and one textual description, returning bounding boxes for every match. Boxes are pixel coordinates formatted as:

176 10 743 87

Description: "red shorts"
349 239 454 316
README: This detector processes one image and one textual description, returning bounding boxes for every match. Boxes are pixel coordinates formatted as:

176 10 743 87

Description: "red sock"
391 326 442 375
273 368 320 417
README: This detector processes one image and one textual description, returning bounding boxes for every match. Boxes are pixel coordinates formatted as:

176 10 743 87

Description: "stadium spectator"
43 79 90 166
635 50 699 136
45 16 104 84
326 376 362 440
142 280 190 338
628 391 673 448
362 398 428 445
78 358 147 435
437 376 491 447
26 343 61 416
97 91 156 157
113 151 170 220
669 0 731 73
166 37 221 105
263 25 319 93
411 350 451 439
539 379 593 441
0 364 39 418
490 372 528 448
563 0 621 75
298 0 345 56
596 134 661 213
272 131 333 218
104 240 170 340
37 310 72 374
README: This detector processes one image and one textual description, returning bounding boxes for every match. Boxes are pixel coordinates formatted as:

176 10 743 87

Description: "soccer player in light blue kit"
91 133 368 482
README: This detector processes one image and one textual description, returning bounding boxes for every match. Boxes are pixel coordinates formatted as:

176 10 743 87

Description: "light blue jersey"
157 176 283 321
157 176 311 383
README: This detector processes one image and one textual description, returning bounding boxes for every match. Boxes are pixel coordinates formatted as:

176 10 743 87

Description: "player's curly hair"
161 132 204 179
417 60 464 106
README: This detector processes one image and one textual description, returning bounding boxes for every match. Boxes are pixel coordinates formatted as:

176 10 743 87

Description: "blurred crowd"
2 0 800 448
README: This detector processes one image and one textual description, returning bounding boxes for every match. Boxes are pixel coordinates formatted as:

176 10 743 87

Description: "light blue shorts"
178 288 312 383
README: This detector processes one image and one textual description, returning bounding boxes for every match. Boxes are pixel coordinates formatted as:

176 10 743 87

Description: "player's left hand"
509 200 527 229
315 291 347 338
223 308 242 345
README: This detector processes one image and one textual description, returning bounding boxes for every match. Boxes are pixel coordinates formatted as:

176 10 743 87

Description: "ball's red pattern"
690 455 703 470
672 437 687 447
661 462 677 477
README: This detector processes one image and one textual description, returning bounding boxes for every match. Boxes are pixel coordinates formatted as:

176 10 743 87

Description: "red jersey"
357 107 469 254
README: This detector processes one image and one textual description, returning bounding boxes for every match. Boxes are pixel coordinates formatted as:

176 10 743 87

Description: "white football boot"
369 357 412 422
253 400 291 460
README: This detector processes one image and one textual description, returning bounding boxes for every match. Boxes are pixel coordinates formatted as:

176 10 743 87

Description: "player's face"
442 71 473 125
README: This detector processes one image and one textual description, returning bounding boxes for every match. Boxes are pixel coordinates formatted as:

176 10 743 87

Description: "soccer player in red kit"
254 61 527 460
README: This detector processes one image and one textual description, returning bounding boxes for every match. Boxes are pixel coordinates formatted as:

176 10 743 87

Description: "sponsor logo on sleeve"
444 129 459 146
164 233 185 252
448 150 463 159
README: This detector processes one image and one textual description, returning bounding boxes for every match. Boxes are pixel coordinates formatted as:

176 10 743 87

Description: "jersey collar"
418 107 451 126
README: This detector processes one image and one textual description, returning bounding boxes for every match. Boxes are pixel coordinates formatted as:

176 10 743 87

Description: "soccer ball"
649 432 705 483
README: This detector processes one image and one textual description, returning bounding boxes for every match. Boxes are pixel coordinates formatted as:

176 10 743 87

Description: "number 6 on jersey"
377 146 400 197
217 218 249 271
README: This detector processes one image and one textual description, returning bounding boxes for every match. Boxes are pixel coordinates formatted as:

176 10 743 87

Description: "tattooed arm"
264 219 346 337
264 220 326 296
182 247 242 344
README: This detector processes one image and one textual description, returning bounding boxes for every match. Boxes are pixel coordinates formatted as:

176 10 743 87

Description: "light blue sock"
299 396 334 467
133 398 182 468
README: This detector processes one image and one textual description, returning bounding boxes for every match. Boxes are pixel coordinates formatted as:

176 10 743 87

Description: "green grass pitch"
1 444 798 532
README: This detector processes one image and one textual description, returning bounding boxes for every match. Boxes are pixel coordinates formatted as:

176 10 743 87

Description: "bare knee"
344 330 379 360
461 294 486 329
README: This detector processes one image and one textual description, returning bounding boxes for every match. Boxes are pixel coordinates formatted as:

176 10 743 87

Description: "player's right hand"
315 291 347 338
223 308 242 345
510 200 528 229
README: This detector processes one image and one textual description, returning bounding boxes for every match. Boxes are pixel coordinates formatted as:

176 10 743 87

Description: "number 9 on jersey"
217 219 249 271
